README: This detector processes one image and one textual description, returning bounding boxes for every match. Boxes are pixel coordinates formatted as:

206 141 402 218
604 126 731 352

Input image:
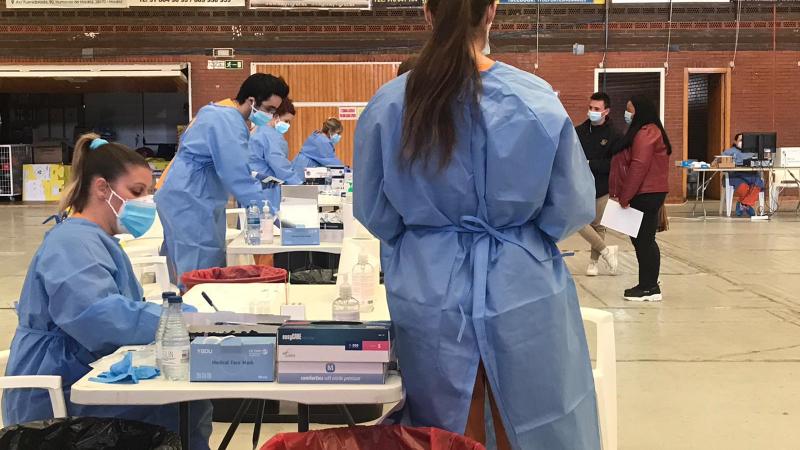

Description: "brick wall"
3 50 798 202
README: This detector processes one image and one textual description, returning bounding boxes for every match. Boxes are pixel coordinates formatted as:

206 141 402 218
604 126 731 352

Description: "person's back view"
353 0 600 448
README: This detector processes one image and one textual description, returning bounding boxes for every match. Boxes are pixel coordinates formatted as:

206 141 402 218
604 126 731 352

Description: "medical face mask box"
190 336 276 382
279 185 320 246
277 322 391 363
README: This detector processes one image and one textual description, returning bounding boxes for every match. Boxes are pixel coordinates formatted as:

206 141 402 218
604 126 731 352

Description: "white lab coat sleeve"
208 112 267 206
534 117 596 242
40 242 162 356
353 103 405 245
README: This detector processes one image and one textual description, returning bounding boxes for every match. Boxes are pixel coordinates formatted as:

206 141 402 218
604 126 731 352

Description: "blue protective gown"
2 218 212 449
291 131 345 172
354 63 600 449
155 103 269 284
248 124 305 211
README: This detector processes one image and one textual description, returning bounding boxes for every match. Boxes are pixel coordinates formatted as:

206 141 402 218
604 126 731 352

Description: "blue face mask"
275 121 291 135
107 189 157 238
250 105 271 127
624 111 634 125
331 134 342 146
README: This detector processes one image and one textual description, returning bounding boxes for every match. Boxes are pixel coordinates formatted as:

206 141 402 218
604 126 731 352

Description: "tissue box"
23 164 71 201
190 336 276 382
280 185 321 246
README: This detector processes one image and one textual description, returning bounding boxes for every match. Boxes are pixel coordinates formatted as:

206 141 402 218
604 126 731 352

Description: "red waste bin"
261 425 486 450
181 265 287 292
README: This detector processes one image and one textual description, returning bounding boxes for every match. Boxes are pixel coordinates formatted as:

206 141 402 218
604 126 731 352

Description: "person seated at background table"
723 133 763 217
291 117 346 171
2 134 211 449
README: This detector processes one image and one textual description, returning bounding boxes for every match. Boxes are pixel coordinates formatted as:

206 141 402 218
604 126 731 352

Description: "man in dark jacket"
575 92 623 276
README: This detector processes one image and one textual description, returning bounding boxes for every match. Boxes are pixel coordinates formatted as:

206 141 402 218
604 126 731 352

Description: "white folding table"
71 284 397 450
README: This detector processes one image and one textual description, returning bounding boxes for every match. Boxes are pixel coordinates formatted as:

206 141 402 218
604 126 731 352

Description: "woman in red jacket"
609 95 670 302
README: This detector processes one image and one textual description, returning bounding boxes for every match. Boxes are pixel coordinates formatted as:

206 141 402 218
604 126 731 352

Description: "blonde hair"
59 133 149 213
321 117 343 136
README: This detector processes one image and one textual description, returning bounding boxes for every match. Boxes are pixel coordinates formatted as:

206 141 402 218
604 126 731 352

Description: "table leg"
337 405 357 428
702 172 708 218
252 400 266 450
297 403 310 432
218 399 253 450
180 401 190 450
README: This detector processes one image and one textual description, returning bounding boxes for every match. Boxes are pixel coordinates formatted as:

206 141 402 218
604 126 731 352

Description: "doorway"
683 69 731 200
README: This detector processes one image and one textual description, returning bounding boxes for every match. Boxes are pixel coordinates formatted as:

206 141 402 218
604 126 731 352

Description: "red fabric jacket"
609 124 670 207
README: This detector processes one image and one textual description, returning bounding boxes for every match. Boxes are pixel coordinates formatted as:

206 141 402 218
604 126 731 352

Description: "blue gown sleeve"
40 242 162 356
269 138 305 185
314 151 345 168
248 128 272 181
208 111 267 206
353 104 405 245
534 117 596 242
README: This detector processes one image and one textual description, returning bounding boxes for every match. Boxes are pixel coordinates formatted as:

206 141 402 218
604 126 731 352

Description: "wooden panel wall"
253 62 399 166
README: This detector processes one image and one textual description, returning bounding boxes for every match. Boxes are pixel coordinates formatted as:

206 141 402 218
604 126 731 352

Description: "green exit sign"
224 60 244 70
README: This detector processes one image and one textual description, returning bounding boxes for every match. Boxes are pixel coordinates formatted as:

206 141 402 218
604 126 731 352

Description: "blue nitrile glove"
89 351 160 384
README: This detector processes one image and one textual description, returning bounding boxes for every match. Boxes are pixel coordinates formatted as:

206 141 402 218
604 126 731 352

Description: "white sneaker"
586 261 599 276
601 245 619 275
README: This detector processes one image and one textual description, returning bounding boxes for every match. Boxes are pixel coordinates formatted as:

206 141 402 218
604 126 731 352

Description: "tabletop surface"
72 284 398 407
227 234 344 255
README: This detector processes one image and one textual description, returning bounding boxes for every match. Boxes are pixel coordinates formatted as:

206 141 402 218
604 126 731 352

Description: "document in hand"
601 199 644 238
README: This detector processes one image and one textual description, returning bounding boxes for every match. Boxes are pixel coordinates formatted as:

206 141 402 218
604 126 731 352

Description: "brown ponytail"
402 0 493 169
59 133 150 213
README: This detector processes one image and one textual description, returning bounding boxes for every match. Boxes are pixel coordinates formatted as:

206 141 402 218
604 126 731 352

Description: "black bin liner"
0 417 181 450
289 268 337 285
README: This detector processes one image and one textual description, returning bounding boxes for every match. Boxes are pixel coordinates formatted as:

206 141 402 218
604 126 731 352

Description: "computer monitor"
741 132 777 161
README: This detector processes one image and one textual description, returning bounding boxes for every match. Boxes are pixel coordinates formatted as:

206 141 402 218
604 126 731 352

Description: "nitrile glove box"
190 336 276 382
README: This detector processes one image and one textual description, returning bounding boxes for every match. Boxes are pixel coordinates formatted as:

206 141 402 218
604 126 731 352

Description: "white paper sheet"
601 199 644 238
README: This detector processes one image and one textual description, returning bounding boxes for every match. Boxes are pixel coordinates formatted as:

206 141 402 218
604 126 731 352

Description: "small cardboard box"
712 155 734 169
33 142 66 164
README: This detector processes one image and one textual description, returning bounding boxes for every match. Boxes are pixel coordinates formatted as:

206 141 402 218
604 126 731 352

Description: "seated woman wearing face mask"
2 133 211 449
722 133 763 217
291 117 346 172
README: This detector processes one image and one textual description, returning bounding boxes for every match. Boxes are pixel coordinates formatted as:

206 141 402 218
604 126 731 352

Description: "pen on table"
201 291 220 312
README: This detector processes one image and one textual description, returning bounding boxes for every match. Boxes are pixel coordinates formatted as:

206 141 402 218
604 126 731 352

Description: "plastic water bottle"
332 274 360 321
246 200 261 246
260 200 274 244
154 291 177 370
161 296 190 381
352 252 377 313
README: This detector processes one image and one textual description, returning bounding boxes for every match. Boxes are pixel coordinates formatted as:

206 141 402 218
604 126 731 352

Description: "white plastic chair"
581 307 617 450
129 256 177 302
0 350 68 428
225 208 247 243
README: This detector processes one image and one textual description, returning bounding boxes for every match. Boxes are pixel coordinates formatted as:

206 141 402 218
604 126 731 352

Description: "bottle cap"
162 291 177 299
167 296 183 304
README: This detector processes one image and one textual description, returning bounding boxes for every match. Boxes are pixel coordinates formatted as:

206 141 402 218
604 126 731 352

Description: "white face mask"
482 25 491 56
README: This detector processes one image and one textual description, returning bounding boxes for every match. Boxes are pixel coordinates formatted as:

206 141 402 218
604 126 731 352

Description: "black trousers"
629 192 667 289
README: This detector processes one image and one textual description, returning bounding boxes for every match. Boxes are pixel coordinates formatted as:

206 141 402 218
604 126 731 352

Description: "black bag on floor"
0 417 181 450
